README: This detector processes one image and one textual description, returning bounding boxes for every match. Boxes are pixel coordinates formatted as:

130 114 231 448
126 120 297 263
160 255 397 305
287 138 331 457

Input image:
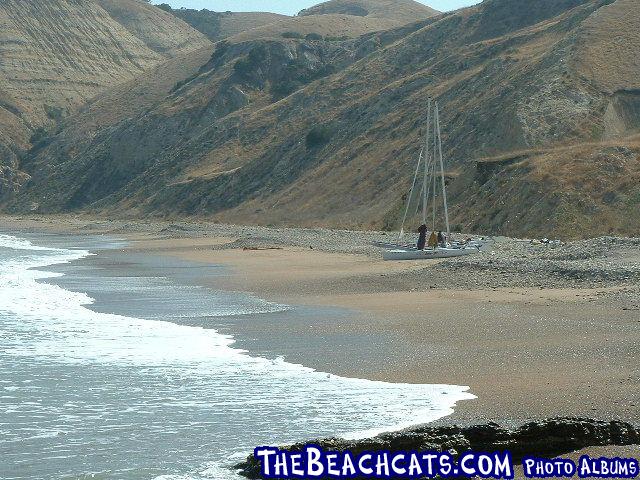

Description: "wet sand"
2 215 639 429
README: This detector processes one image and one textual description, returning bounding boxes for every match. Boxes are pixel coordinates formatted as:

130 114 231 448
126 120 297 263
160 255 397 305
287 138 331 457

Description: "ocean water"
0 233 475 480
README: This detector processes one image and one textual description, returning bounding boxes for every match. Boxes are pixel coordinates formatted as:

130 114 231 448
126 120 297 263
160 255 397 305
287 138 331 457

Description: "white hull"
383 246 479 261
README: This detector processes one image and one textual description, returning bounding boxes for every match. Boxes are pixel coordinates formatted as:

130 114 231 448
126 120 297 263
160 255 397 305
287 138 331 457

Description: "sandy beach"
2 214 638 434
130 238 640 427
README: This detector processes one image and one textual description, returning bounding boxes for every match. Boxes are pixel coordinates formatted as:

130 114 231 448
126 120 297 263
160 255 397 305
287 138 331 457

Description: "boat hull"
383 246 479 261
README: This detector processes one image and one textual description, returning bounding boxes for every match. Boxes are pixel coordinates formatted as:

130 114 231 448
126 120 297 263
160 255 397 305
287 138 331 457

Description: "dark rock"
235 418 640 479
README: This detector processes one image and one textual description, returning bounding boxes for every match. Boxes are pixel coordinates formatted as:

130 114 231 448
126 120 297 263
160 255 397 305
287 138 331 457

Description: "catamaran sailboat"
382 100 485 261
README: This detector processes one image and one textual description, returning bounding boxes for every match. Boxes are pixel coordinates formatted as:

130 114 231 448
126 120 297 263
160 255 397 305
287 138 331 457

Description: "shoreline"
2 215 639 430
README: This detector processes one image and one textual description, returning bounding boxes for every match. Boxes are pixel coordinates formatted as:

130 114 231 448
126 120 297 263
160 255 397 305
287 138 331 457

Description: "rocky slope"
4 0 640 239
0 0 210 199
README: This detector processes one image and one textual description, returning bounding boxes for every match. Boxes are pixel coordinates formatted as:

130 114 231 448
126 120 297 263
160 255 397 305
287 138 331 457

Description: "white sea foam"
0 234 476 480
0 234 61 251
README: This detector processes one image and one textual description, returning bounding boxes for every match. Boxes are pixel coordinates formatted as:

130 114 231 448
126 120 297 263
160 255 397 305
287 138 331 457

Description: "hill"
298 0 439 23
158 0 439 44
0 0 210 198
156 5 289 42
0 0 209 125
227 14 406 43
4 0 640 239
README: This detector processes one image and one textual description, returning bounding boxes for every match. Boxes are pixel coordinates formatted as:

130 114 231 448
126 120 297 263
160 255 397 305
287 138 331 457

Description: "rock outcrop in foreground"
236 418 639 479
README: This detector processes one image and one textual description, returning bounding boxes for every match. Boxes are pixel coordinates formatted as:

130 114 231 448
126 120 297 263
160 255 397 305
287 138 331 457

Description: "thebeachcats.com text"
253 446 639 479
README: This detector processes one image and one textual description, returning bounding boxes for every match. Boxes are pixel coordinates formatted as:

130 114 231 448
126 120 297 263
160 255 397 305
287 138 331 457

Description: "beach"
133 235 640 428
2 223 477 479
3 215 639 424
1 214 638 474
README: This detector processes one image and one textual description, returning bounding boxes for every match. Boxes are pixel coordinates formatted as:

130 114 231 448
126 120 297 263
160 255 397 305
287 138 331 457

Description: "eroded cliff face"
0 0 207 120
0 0 210 202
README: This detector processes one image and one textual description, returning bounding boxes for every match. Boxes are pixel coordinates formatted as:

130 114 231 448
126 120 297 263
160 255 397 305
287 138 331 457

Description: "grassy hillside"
156 5 289 42
0 0 210 199
299 0 439 22
0 0 208 123
158 0 438 44
228 14 404 42
5 0 640 239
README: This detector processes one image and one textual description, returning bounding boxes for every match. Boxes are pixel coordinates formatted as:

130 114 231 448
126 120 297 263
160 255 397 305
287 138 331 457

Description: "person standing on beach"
428 231 438 248
417 224 427 250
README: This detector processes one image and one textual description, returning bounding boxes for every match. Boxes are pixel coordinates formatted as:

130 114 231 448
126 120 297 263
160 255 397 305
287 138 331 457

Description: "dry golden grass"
299 0 438 22
60 46 214 136
531 141 640 237
228 14 400 42
229 0 439 43
573 0 640 93
0 0 210 149
216 12 289 39
454 136 640 238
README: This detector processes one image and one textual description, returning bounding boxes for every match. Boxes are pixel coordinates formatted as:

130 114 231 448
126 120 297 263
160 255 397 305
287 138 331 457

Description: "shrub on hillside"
325 35 350 41
234 45 267 79
281 31 304 39
306 125 333 149
271 62 336 100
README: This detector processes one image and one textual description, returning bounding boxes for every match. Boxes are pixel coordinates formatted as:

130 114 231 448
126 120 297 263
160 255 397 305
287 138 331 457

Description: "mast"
422 99 432 225
432 112 437 232
435 102 451 240
399 147 423 243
